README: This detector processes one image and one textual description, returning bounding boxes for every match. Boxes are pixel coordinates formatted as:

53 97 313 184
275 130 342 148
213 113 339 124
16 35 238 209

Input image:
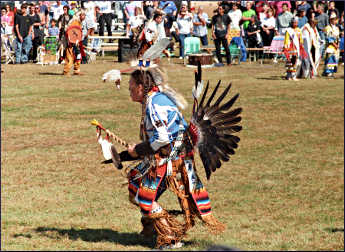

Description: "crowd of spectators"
1 1 344 65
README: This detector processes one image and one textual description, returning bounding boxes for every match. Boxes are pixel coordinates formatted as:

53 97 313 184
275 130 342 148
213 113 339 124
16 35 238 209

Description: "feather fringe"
192 80 204 99
102 69 121 82
161 85 188 110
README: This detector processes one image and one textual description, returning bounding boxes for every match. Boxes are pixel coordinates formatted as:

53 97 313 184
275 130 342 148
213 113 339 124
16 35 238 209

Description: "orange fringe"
201 214 226 234
149 209 186 248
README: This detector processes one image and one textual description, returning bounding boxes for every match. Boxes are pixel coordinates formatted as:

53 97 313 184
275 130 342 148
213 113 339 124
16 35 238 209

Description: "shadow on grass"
256 76 285 80
38 72 63 76
13 233 32 238
34 227 153 247
324 227 344 233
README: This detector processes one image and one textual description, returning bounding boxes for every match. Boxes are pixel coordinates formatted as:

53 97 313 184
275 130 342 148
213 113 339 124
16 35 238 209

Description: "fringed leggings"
127 156 225 240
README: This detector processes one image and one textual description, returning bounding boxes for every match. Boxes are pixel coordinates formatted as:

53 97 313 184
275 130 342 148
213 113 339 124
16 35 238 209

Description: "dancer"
300 10 322 78
283 17 305 81
322 12 340 77
62 11 86 76
97 61 242 249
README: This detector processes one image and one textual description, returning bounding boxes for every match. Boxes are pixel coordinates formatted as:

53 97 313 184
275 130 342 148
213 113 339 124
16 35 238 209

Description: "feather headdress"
102 38 170 86
102 38 187 109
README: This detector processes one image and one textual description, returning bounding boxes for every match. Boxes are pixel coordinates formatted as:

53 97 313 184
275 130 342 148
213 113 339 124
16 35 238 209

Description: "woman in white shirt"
228 3 242 31
260 7 276 46
176 4 193 59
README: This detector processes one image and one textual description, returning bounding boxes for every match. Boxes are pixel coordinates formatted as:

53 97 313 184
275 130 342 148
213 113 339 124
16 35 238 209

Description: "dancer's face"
129 77 144 103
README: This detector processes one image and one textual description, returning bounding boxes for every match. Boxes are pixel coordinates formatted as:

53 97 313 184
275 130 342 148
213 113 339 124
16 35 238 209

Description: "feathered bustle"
190 62 242 180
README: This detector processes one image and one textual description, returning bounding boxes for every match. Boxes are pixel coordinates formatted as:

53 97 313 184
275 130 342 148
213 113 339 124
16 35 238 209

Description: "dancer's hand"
128 144 138 158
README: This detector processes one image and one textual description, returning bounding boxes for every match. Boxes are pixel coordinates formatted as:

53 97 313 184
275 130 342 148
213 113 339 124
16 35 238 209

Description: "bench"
87 35 129 58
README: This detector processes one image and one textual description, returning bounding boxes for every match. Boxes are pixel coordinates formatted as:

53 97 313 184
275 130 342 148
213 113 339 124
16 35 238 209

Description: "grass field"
1 57 344 251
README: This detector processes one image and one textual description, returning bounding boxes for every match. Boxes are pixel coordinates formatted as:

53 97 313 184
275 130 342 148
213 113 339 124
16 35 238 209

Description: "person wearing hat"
283 16 305 81
322 12 340 77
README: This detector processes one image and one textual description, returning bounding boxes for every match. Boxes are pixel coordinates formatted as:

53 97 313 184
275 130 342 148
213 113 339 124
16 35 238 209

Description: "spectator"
246 15 263 48
48 19 59 36
137 10 166 57
257 2 269 23
29 4 44 63
143 1 154 20
297 9 308 28
274 1 292 16
315 3 328 57
212 5 231 66
95 1 114 37
193 6 209 46
219 1 232 14
14 3 33 64
159 1 177 38
276 3 293 35
57 4 73 64
126 6 146 46
5 4 15 29
176 3 193 59
124 1 142 21
51 1 64 22
1 7 10 25
38 1 48 29
296 1 312 15
261 7 275 46
81 10 95 63
327 1 339 18
255 1 267 16
58 5 73 41
1 7 12 35
228 3 242 31
83 0 97 28
68 1 79 16
241 1 256 31
240 1 255 12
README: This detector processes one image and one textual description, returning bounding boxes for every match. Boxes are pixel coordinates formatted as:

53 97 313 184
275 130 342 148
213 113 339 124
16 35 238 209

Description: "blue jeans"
179 33 190 58
196 35 208 46
15 35 32 63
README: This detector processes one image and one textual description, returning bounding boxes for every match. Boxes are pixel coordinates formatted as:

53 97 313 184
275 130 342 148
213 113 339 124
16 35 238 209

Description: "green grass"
1 57 344 251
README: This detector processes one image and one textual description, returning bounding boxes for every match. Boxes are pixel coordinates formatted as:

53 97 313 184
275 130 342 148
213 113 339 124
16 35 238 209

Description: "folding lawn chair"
263 35 285 63
1 34 16 64
37 36 59 65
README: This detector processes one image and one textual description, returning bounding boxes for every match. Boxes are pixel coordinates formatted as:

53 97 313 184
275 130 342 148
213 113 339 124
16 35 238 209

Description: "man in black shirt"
14 3 33 64
212 5 232 66
29 4 43 63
